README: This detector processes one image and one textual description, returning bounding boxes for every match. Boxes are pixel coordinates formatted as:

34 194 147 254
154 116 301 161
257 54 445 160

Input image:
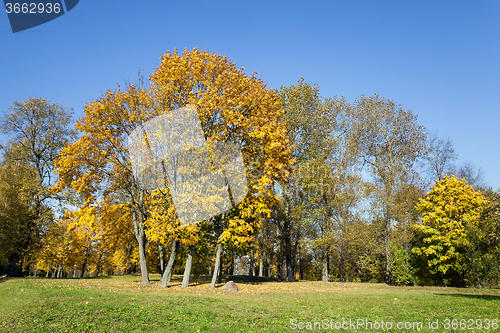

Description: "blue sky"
1 0 499 190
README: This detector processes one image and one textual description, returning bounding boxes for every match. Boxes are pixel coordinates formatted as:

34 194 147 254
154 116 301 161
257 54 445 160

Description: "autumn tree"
53 84 155 284
456 162 486 190
421 130 457 182
327 173 368 282
464 190 500 287
1 97 75 211
278 79 340 282
278 79 364 282
149 49 293 287
62 196 137 278
413 175 488 286
276 79 324 281
0 155 41 276
36 218 70 278
390 181 425 285
0 97 74 275
353 95 426 284
54 49 293 286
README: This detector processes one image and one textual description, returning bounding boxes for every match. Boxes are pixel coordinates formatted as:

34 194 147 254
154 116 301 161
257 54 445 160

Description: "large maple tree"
53 49 293 285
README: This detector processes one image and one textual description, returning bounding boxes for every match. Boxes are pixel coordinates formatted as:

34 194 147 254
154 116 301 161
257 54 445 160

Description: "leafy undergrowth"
0 274 499 332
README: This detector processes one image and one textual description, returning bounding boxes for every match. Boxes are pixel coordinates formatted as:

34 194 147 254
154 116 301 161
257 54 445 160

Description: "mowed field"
1 274 499 333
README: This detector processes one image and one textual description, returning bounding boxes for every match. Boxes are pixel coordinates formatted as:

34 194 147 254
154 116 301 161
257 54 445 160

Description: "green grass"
0 274 499 332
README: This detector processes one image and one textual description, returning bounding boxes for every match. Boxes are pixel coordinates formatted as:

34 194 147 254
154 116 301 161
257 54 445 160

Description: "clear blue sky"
1 0 499 190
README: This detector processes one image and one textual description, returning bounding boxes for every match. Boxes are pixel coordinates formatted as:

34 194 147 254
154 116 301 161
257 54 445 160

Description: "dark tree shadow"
436 293 500 301
224 275 280 284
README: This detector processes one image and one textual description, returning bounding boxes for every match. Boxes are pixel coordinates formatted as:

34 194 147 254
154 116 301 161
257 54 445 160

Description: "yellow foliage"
413 175 488 275
53 48 294 268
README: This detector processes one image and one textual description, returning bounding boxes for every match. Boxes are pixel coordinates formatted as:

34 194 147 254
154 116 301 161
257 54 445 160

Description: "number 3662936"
5 3 61 14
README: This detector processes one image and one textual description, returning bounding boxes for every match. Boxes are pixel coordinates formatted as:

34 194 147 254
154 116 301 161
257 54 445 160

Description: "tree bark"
161 239 179 288
158 243 165 275
217 248 224 284
322 250 330 282
132 198 150 285
284 219 294 281
210 242 224 288
227 256 234 276
384 209 393 284
277 256 282 279
181 246 195 288
293 237 299 280
249 249 254 276
339 251 345 282
211 215 225 288
80 260 86 278
258 226 265 277
258 251 264 277
95 254 102 277
299 257 304 280
46 263 50 278
267 250 272 277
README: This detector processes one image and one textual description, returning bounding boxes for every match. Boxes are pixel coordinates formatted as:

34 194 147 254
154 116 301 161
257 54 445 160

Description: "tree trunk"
339 246 345 282
299 257 304 280
46 263 51 278
285 219 294 281
73 266 77 278
322 250 330 282
161 239 179 288
210 242 224 289
293 234 300 280
96 254 102 277
132 202 150 285
258 229 265 277
158 243 165 275
384 211 393 284
277 256 282 279
249 249 254 276
258 251 264 277
267 248 278 277
227 256 234 276
266 250 271 277
217 250 224 284
80 259 87 278
181 246 195 288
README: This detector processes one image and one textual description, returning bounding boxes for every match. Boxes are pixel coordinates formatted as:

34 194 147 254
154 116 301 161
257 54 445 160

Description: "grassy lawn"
0 274 499 332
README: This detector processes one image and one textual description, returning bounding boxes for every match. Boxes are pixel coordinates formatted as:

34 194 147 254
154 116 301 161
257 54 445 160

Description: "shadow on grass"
224 275 280 284
133 274 281 287
1 275 113 284
20 275 112 281
436 293 500 301
193 275 280 286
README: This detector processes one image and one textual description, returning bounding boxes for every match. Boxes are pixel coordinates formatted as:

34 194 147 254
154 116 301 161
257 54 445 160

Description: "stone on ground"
221 281 238 291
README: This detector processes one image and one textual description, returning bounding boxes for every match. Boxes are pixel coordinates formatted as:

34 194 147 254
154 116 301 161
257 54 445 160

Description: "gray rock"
220 280 238 291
